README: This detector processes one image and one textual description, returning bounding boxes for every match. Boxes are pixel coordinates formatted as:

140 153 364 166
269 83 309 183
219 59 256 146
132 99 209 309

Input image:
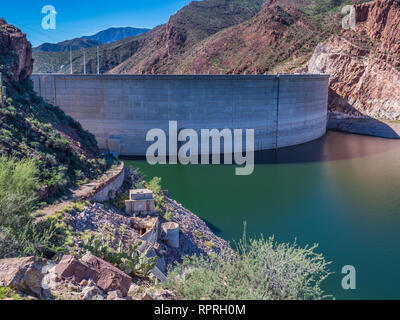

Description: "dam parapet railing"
32 73 330 156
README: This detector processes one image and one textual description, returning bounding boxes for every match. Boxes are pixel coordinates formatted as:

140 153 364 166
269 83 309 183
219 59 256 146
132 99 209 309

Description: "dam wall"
31 74 329 156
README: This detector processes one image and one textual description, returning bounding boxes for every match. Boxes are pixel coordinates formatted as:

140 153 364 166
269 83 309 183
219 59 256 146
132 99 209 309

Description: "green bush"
81 233 157 278
0 156 38 229
0 287 19 300
13 217 70 257
146 176 165 207
0 76 111 201
0 157 70 258
166 230 332 300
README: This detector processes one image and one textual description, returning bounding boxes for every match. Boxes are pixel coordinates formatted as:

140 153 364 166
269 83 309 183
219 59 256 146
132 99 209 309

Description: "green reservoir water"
124 131 400 300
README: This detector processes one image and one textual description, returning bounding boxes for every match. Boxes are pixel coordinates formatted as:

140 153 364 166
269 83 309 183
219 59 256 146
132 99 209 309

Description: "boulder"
142 289 176 301
0 256 46 297
81 254 132 296
55 254 132 296
81 285 105 300
107 290 123 300
55 255 97 283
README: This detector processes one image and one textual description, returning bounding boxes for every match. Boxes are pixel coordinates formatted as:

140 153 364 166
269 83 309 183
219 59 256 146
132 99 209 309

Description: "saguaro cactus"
0 72 6 104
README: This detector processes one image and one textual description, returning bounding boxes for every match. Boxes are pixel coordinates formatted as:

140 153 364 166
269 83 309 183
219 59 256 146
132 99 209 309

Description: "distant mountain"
82 27 150 44
33 0 372 76
33 38 101 53
33 0 267 73
33 27 150 53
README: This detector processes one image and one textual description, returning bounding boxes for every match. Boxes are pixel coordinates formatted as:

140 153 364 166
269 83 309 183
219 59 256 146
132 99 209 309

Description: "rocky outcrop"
55 254 132 296
309 0 400 120
0 18 33 82
81 254 132 296
0 257 46 297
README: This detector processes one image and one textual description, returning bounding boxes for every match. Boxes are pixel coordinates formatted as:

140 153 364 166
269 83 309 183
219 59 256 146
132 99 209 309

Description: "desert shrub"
163 211 173 221
0 156 38 229
0 287 19 300
0 77 111 201
81 233 157 278
13 217 71 257
0 157 70 258
146 176 165 207
167 231 332 300
147 176 162 195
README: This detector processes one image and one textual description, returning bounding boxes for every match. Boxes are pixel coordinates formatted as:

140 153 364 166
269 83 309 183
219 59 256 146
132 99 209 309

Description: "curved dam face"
31 74 329 156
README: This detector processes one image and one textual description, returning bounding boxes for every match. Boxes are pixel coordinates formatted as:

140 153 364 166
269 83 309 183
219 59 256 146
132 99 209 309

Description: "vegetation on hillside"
33 0 372 75
0 72 110 201
0 157 71 258
0 26 112 258
167 226 332 300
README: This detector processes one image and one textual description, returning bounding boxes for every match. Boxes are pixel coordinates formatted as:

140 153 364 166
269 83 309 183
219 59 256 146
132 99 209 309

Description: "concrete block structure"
31 74 329 155
125 189 156 215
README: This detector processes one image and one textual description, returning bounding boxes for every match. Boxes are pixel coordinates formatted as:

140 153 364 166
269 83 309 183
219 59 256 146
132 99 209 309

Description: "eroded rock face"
0 257 46 297
309 0 400 120
0 18 33 82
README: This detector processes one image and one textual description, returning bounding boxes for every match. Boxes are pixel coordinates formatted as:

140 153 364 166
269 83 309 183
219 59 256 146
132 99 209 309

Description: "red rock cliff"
0 18 33 82
309 0 400 120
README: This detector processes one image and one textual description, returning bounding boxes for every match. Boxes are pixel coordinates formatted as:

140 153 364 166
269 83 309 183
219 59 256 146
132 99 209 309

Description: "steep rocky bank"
0 19 110 201
309 0 400 121
0 18 33 82
0 169 231 300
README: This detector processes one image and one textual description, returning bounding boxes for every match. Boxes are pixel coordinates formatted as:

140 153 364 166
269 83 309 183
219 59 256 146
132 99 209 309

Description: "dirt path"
37 162 125 221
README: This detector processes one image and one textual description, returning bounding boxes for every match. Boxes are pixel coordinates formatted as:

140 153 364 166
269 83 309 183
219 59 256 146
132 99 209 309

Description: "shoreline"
327 114 400 139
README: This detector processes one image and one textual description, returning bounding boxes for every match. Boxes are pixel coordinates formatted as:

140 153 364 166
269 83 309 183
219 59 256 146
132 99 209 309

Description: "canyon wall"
0 19 33 82
309 0 400 120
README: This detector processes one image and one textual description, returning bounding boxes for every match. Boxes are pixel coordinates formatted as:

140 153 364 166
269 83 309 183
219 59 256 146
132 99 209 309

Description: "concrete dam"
31 74 329 156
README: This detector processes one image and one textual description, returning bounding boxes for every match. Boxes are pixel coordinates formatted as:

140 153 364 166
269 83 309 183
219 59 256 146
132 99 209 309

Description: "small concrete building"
125 189 156 215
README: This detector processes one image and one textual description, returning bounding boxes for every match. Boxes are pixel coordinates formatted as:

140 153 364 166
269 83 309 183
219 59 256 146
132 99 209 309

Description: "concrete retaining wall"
32 74 329 155
90 163 125 202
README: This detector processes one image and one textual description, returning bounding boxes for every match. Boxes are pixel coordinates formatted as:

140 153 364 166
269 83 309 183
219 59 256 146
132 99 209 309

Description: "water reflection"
123 131 400 165
255 131 400 164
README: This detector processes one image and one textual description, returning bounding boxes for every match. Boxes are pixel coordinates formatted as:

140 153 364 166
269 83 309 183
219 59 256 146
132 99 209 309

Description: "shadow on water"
121 130 400 166
201 218 223 235
255 129 400 164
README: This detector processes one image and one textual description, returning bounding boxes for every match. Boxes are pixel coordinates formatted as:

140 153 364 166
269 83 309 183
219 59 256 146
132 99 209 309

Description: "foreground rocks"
0 257 46 298
55 254 132 296
0 170 230 301
0 256 176 300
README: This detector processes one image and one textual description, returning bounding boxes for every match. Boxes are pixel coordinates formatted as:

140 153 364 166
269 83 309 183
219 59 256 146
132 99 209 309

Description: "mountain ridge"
33 27 150 53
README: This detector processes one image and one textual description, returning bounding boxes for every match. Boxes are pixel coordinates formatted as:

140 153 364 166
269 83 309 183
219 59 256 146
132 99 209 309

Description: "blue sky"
2 0 192 47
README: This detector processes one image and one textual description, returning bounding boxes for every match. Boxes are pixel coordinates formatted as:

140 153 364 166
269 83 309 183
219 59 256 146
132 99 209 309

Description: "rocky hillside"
309 0 400 120
0 19 110 200
168 0 344 74
33 0 267 74
31 0 399 120
33 0 371 75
